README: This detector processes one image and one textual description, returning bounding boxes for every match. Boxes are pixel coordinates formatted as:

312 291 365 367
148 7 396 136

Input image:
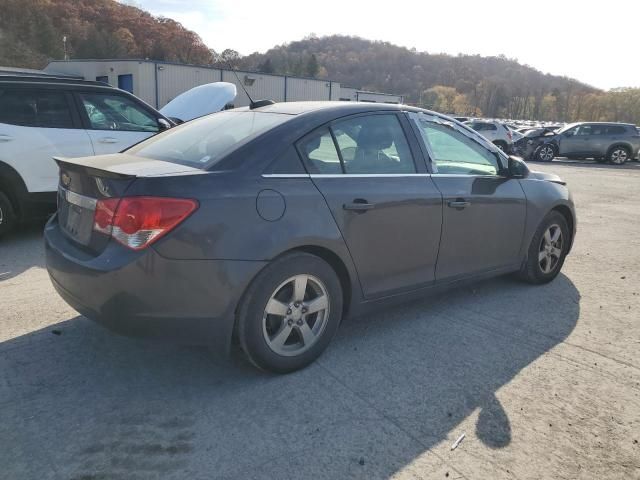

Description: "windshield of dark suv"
127 111 291 168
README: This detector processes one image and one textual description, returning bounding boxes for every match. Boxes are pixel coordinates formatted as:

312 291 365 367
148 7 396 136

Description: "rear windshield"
127 111 291 168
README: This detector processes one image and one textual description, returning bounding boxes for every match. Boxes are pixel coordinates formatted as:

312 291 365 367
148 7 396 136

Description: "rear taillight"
93 196 198 250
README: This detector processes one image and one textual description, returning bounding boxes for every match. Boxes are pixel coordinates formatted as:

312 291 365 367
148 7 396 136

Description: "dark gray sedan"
45 102 576 373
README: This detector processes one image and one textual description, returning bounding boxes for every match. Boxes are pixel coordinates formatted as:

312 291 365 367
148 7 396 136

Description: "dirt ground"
1 160 639 479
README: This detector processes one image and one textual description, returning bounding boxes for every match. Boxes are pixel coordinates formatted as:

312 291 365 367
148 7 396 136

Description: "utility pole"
63 35 68 60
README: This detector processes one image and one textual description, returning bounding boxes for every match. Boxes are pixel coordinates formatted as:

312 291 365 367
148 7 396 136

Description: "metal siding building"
355 90 403 104
156 63 222 107
339 86 358 101
45 59 401 108
221 70 286 105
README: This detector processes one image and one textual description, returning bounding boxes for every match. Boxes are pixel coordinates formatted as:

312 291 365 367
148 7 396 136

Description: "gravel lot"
1 160 639 480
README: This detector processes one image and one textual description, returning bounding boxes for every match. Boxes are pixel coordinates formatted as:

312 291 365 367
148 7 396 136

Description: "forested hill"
0 0 212 68
237 35 600 120
2 2 638 122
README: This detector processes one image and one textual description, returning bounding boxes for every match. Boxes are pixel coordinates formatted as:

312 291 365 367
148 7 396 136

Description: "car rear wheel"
493 141 508 153
0 190 17 237
237 252 343 374
535 145 555 162
607 146 630 165
518 211 569 284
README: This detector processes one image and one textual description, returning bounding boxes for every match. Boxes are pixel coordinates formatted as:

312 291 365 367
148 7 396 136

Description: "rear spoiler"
54 156 137 180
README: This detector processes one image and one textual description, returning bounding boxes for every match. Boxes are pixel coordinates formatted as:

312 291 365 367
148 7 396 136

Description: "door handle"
447 199 470 209
0 134 13 142
98 137 118 144
343 199 375 212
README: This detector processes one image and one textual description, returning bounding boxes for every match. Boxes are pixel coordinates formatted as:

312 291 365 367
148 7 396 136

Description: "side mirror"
158 118 172 131
507 155 529 178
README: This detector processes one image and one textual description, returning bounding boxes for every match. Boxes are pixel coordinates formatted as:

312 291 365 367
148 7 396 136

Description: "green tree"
306 54 319 77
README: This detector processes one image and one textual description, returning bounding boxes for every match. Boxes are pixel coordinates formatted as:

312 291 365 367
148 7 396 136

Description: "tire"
607 146 630 165
518 211 570 285
534 144 555 162
493 141 508 153
237 252 343 374
0 190 17 237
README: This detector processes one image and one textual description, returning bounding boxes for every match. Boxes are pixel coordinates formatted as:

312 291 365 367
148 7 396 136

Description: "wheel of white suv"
0 190 17 237
607 146 630 165
237 252 343 373
493 141 508 152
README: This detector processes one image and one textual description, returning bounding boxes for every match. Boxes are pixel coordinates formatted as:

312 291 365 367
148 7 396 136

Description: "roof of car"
0 75 112 89
566 121 636 127
253 101 413 116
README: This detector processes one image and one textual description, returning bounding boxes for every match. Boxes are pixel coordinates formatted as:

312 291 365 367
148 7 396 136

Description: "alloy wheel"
538 224 563 274
539 146 554 162
610 148 628 165
262 274 330 357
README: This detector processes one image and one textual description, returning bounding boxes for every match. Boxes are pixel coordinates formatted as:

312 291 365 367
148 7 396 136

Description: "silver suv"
535 122 640 165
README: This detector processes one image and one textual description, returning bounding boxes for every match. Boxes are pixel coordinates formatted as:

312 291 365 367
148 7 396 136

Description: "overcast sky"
128 0 639 90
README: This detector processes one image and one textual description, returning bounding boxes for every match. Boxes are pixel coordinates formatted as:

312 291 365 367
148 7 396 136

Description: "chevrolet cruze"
45 102 576 373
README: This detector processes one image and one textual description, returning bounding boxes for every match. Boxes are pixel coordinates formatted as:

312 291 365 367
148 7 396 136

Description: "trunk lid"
54 153 205 253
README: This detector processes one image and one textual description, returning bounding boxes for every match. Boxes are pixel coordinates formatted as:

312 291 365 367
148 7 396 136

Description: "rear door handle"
447 199 471 209
343 199 375 212
98 137 118 144
0 134 13 142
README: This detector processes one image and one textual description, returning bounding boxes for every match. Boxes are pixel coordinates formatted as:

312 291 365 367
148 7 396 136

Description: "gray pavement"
1 160 639 479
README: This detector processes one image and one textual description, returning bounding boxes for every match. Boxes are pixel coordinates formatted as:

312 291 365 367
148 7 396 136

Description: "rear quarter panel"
128 172 363 307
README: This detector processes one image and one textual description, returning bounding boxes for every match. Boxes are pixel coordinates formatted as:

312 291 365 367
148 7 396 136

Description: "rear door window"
0 89 74 128
605 125 626 135
298 129 342 174
332 114 416 174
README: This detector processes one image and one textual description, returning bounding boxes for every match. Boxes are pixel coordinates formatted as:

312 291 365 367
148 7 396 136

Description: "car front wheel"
237 252 343 373
535 145 555 162
518 211 570 284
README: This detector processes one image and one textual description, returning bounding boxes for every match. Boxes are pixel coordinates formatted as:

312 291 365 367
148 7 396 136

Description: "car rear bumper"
44 215 267 352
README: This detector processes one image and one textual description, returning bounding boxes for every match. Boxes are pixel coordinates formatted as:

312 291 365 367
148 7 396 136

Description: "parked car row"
514 122 640 165
0 75 236 236
461 115 640 166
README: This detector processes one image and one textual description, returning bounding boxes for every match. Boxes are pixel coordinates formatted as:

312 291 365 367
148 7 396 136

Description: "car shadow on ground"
0 220 47 282
0 273 580 479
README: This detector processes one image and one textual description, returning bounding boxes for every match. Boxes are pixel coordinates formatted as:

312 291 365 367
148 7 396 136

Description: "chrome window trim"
309 173 431 178
261 174 310 178
430 174 505 179
58 186 97 210
261 173 506 179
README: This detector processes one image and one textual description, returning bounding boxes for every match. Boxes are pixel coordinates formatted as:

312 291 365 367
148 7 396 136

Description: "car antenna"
223 58 274 110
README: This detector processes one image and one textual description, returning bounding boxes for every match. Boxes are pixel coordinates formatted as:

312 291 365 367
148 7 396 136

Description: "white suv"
464 119 513 153
0 76 235 235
